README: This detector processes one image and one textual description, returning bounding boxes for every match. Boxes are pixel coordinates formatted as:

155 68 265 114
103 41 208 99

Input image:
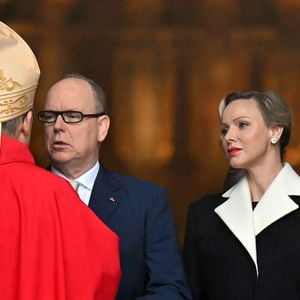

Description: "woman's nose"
224 128 236 143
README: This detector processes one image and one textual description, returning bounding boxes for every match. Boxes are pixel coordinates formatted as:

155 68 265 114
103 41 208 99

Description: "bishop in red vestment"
0 21 121 299
0 134 121 299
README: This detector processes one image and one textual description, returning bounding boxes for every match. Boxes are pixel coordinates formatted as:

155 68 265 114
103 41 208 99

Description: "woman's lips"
228 147 242 155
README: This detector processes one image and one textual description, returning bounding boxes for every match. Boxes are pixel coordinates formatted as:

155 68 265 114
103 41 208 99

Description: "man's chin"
50 154 74 165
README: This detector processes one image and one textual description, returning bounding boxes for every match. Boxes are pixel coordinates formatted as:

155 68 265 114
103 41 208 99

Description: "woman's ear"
270 125 284 144
17 111 33 145
97 115 110 143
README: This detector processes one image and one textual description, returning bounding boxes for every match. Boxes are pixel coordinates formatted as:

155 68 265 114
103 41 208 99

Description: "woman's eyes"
221 128 228 136
238 121 249 128
221 122 249 135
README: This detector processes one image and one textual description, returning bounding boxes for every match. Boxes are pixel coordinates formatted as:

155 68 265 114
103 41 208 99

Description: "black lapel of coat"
88 165 122 224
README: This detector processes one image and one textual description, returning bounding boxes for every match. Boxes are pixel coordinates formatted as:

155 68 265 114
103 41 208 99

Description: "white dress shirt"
52 162 99 206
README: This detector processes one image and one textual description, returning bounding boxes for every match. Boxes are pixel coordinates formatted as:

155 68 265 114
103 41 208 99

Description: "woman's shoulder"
186 193 228 228
189 193 227 212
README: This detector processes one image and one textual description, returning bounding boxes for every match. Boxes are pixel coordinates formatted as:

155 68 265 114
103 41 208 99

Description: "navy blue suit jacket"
88 166 192 300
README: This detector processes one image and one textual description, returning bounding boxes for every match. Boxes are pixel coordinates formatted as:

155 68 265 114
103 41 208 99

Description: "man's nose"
53 114 66 130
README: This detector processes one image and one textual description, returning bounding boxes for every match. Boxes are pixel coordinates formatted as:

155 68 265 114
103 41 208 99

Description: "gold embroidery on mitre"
0 95 29 119
0 69 21 92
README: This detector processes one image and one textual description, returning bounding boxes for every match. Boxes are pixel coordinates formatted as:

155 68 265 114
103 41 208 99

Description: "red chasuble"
0 134 121 299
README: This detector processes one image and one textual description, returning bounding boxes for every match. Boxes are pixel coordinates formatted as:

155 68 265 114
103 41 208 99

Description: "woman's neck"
247 161 283 202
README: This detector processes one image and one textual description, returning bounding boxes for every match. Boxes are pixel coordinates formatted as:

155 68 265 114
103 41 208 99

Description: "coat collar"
215 163 300 274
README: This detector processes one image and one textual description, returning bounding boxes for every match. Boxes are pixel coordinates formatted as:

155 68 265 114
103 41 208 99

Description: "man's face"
43 78 109 175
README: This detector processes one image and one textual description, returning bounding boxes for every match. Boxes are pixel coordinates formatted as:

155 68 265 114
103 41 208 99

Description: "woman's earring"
271 138 277 145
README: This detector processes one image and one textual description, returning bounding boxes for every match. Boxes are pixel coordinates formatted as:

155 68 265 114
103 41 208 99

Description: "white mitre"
0 21 40 127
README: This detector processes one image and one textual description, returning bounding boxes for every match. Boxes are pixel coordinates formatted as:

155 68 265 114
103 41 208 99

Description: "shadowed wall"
2 0 300 243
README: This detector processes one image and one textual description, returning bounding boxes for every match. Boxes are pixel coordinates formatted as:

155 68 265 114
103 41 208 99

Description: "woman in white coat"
183 90 300 299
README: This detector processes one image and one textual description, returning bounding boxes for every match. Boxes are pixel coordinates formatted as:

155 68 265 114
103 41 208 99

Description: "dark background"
2 0 300 243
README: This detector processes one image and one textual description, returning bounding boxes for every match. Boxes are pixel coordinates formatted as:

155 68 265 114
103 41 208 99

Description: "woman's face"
221 98 273 170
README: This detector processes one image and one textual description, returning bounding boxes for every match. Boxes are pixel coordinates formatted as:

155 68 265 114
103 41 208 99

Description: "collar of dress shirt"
51 161 100 191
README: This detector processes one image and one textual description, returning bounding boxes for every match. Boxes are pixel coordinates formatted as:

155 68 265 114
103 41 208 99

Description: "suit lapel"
89 167 122 224
215 177 258 274
215 163 300 275
254 184 298 235
254 163 300 235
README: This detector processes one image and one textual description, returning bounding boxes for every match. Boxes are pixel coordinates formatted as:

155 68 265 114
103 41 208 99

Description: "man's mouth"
52 141 69 150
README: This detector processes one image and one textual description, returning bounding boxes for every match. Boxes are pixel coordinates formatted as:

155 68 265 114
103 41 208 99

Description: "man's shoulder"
99 168 170 209
103 167 165 192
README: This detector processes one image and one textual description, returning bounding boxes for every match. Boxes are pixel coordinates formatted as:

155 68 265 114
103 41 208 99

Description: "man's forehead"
46 79 94 105
52 78 91 94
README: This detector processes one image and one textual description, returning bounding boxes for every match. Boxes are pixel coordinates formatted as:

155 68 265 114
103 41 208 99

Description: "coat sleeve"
136 187 192 300
183 202 204 300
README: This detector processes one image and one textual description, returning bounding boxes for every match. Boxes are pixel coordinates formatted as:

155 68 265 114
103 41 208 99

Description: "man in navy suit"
38 73 191 300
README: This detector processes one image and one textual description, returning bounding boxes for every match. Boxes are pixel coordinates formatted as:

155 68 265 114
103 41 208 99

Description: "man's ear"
97 115 110 143
17 111 33 145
